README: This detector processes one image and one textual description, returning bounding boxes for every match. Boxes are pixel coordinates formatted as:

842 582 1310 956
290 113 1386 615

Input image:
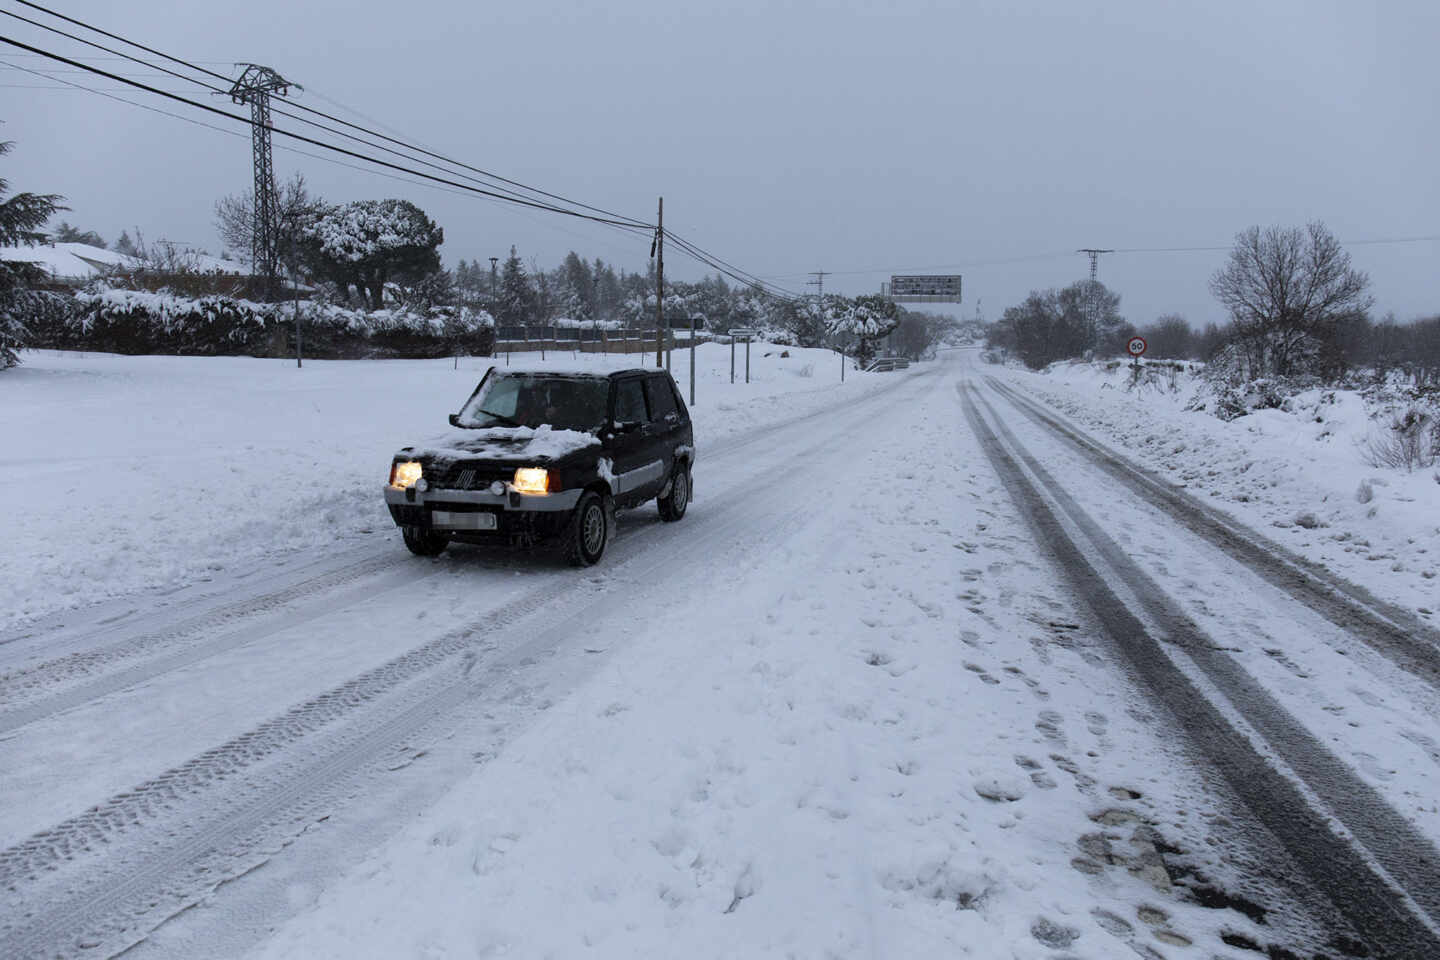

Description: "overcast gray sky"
3 0 1436 325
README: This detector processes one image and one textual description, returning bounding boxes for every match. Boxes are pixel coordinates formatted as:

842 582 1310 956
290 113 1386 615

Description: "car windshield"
454 373 609 432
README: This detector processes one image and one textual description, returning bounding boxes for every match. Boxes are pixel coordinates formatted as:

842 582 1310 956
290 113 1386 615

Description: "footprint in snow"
964 662 1000 686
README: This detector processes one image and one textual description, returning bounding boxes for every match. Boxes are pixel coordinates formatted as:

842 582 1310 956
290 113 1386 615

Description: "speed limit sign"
1127 336 1147 358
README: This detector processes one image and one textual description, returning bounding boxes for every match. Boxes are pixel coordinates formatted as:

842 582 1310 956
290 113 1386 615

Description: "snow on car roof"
489 366 652 379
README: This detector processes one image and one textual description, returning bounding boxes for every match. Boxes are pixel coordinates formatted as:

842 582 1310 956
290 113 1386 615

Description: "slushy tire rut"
959 379 1440 960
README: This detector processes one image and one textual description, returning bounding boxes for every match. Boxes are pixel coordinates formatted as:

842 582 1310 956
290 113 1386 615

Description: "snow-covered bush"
38 284 495 359
71 286 277 354
1359 406 1438 471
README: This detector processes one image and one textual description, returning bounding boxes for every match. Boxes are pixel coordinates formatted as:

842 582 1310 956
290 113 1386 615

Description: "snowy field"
0 342 870 635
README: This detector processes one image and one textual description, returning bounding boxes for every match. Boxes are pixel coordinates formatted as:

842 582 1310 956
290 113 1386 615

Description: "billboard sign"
888 275 963 303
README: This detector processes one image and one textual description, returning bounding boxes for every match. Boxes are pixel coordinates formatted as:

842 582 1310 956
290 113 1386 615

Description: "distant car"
384 366 694 565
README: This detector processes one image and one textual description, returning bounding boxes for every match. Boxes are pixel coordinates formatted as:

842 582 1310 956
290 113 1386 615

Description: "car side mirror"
448 413 461 427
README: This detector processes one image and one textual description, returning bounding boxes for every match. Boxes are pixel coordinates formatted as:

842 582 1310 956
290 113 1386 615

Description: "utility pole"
489 256 499 303
653 197 664 369
1076 248 1113 283
808 269 832 379
228 64 297 298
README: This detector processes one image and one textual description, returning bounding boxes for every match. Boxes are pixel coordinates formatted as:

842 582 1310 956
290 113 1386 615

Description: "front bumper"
384 484 583 533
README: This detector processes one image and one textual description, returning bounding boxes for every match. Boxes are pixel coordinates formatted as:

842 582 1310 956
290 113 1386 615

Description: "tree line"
1 142 960 368
986 221 1439 389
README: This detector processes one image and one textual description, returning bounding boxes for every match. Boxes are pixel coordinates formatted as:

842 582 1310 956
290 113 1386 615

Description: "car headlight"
512 467 551 495
389 460 423 489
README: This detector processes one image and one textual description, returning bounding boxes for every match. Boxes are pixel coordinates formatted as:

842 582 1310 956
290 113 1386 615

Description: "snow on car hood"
405 425 599 463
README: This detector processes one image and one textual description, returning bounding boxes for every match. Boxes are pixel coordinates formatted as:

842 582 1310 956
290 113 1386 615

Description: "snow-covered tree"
1 140 65 369
496 246 535 326
826 294 901 363
301 198 443 309
559 251 593 323
113 230 138 258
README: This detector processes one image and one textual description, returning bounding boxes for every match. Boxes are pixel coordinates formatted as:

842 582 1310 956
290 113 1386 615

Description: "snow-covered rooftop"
0 241 247 283
0 242 138 281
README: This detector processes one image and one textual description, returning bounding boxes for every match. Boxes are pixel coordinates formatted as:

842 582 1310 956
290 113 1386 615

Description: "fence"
492 326 706 356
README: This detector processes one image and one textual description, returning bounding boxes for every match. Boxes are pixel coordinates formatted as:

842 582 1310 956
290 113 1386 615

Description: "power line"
2 4 652 229
0 33 653 231
7 2 819 302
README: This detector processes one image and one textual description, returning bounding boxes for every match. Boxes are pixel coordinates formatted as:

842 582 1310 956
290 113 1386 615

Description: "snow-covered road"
4 348 1439 958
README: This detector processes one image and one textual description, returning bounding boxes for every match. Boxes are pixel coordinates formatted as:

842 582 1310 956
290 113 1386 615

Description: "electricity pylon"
229 64 298 295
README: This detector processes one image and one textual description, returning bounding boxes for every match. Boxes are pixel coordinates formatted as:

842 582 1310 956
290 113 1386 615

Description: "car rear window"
614 378 648 424
646 376 678 422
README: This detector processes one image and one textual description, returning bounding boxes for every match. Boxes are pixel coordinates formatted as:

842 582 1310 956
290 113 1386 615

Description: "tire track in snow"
0 562 437 735
0 552 408 709
984 374 1440 694
958 378 1440 960
0 372 932 960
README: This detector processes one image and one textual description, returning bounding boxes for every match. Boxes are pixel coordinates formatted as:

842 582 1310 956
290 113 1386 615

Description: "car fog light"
416 478 428 493
490 480 506 496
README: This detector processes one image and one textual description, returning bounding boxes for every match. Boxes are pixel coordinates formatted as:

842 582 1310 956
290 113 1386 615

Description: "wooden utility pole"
654 197 664 368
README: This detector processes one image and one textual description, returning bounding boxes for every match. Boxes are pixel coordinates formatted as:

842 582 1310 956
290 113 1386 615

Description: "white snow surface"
0 343 879 634
407 425 600 462
7 348 1437 960
248 353 1233 960
0 241 138 281
1007 358 1440 617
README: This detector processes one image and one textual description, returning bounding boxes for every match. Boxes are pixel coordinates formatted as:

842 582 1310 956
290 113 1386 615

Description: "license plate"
431 510 497 530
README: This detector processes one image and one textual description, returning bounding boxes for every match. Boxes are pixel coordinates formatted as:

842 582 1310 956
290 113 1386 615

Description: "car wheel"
562 490 611 566
401 525 449 557
657 464 689 522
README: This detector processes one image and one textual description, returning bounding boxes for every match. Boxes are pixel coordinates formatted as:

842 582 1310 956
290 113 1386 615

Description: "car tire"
562 490 611 566
657 463 689 522
401 525 449 557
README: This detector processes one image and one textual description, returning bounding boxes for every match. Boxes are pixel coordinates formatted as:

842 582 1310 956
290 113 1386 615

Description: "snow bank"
1001 357 1440 616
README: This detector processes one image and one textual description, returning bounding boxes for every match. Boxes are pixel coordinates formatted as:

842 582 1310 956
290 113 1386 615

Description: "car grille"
426 461 513 490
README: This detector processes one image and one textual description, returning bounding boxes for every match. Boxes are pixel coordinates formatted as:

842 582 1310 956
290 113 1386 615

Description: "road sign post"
727 328 757 386
1127 335 1147 364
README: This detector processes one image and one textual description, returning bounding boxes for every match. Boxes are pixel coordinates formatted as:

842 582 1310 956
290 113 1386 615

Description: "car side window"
667 378 690 423
614 378 648 424
646 375 678 423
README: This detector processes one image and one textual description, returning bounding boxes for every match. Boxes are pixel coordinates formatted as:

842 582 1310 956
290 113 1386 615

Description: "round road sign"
1127 336 1147 357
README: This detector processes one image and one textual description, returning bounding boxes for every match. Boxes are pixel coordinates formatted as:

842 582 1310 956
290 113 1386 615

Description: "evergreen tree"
532 258 555 323
1 140 65 369
497 246 535 326
300 198 443 309
51 221 106 248
560 251 593 322
593 258 622 323
114 230 138 258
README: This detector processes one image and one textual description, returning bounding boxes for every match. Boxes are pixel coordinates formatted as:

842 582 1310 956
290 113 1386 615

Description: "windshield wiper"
473 407 522 428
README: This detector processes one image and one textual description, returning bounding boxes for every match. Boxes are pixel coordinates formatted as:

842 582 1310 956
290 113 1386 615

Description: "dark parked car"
384 366 694 565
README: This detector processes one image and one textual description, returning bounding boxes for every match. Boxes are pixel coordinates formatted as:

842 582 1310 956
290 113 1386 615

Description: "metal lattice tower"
229 64 298 292
1077 248 1113 283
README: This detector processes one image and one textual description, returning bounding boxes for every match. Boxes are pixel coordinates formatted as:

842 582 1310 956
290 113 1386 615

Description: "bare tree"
214 172 315 272
1140 313 1194 359
1209 222 1372 377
